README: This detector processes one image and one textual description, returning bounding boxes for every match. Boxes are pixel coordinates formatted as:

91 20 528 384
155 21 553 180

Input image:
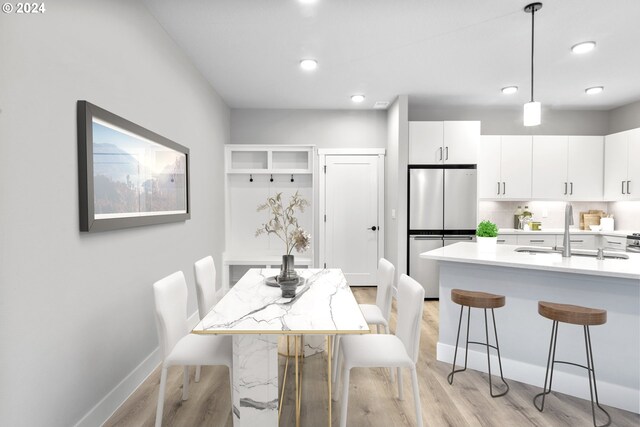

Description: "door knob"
368 226 378 231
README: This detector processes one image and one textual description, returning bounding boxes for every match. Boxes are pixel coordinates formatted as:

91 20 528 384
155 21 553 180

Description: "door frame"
318 148 386 279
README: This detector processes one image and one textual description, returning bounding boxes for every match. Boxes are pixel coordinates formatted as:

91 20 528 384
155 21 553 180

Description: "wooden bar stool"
534 301 611 427
447 289 509 397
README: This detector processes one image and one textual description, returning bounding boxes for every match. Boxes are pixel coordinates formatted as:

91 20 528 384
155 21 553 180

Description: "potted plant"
256 191 311 297
476 220 499 248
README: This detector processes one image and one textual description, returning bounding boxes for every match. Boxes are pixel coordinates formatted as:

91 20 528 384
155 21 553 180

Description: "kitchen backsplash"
478 201 640 231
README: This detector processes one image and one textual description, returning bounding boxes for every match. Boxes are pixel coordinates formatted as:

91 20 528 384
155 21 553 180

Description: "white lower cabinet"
517 234 556 247
496 235 517 245
567 235 597 249
600 235 626 251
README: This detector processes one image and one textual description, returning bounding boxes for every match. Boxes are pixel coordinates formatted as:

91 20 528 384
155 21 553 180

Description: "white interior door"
324 155 380 285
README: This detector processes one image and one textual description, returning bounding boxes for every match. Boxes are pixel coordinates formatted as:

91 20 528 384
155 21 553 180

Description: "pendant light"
524 3 542 127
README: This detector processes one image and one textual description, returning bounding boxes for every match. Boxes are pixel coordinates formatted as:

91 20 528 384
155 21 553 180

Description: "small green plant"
476 220 499 238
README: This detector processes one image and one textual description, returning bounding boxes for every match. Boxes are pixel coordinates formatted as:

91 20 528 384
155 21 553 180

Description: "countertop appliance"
408 165 477 298
627 233 640 253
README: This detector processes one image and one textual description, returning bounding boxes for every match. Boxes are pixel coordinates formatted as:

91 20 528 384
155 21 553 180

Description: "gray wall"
608 100 640 134
231 109 387 148
0 1 229 426
385 96 409 279
409 105 611 135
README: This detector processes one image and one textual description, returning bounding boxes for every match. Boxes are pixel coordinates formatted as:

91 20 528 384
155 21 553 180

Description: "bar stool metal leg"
448 305 470 384
584 326 612 427
485 308 509 397
534 320 559 411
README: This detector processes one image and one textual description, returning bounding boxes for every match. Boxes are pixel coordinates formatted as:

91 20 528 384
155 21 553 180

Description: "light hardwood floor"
106 287 640 426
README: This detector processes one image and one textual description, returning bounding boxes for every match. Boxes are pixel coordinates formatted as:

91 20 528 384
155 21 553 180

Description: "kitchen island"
421 242 640 413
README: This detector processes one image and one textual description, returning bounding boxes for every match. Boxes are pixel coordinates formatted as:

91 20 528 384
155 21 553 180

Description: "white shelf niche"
226 145 313 174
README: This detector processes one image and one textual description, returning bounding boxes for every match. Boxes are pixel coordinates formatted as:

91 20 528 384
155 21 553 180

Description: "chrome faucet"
562 203 573 257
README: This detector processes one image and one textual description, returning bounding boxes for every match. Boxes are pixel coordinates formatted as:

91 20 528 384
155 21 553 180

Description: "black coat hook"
290 174 294 182
270 174 274 182
249 174 253 182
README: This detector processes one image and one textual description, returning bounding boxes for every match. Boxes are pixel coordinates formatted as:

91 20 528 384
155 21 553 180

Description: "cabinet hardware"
627 181 631 194
445 146 449 160
367 226 378 231
570 182 573 195
570 240 583 243
439 147 443 161
622 180 626 194
497 182 501 195
502 182 506 195
608 241 622 245
564 182 567 195
530 239 545 243
497 239 506 243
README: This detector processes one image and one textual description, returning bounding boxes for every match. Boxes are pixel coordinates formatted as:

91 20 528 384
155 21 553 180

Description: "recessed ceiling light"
501 86 518 95
351 94 365 103
571 41 596 54
299 59 318 71
585 86 604 95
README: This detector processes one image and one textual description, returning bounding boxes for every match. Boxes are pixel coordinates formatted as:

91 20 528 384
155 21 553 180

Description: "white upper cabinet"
532 136 568 199
409 122 444 164
443 121 480 164
567 136 604 200
479 135 532 199
478 136 502 198
409 121 479 165
604 128 638 200
628 129 640 199
501 136 532 199
532 135 603 200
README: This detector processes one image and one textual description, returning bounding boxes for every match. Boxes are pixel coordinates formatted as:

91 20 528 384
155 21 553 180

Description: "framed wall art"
77 101 190 232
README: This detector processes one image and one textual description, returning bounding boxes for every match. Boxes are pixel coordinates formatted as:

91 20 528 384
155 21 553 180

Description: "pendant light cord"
530 7 535 102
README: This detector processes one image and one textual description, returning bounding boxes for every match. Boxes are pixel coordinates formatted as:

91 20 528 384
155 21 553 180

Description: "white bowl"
589 225 601 231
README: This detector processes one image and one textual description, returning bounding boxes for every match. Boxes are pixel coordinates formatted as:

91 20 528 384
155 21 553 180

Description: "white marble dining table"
192 268 369 427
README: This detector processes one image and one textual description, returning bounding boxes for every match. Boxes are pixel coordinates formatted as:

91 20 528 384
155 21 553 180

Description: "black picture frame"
77 101 190 232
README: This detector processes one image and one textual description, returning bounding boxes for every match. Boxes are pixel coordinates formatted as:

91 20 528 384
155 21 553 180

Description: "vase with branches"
256 191 311 291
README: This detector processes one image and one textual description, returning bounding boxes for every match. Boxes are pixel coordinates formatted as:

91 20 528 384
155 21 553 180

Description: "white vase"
476 236 498 250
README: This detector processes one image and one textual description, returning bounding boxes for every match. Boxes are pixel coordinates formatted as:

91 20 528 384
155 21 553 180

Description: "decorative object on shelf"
256 191 311 297
514 205 523 229
77 101 190 232
520 206 533 230
523 3 543 126
476 220 499 248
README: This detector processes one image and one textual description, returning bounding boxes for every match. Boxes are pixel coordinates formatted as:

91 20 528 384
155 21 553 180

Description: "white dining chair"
194 255 226 382
333 274 425 427
153 271 232 427
332 258 396 383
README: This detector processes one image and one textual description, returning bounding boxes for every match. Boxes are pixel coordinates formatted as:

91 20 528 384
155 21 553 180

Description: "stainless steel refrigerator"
408 166 477 298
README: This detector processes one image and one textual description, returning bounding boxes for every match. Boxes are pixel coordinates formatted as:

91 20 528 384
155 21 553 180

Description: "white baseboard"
437 342 639 414
74 311 201 427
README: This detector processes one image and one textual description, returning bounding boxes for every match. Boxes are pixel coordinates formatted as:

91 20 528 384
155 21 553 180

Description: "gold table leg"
327 335 332 427
278 336 291 420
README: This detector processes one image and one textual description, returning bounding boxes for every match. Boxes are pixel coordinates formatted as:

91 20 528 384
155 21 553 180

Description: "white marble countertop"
420 242 640 280
497 228 636 237
193 268 369 335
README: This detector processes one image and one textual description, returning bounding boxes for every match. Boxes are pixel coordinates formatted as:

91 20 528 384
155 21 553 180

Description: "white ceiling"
143 0 640 111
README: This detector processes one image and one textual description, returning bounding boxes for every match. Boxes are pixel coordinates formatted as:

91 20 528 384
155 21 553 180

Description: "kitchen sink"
514 246 629 260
